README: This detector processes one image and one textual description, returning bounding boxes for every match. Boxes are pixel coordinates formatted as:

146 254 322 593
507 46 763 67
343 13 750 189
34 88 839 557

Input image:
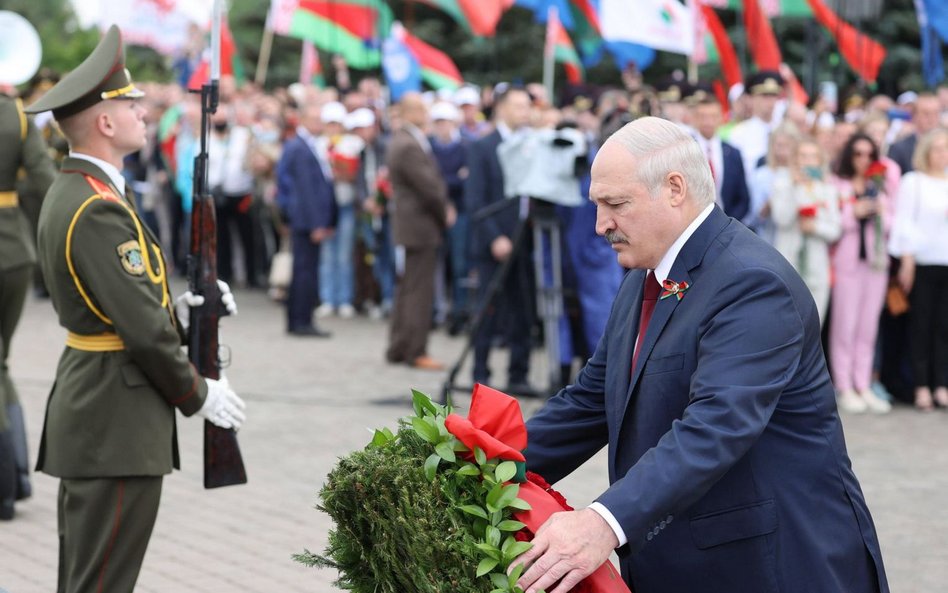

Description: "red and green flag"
270 0 393 69
397 24 464 90
742 0 782 70
546 7 583 84
804 0 886 82
300 39 325 87
700 4 742 91
415 0 514 37
567 0 604 63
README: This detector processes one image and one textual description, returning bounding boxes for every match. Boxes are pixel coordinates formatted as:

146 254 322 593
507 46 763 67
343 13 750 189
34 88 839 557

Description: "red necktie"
632 271 661 372
707 144 716 181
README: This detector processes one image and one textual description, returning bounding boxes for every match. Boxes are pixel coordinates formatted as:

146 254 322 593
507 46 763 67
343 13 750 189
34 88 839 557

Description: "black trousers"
287 231 321 331
910 264 948 389
216 194 257 286
472 248 534 386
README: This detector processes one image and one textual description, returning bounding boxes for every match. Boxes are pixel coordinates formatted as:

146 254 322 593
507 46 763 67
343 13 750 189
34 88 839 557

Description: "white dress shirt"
588 202 715 547
695 135 724 205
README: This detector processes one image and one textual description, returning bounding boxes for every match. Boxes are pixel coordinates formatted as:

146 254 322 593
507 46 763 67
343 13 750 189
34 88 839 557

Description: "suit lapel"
618 208 731 423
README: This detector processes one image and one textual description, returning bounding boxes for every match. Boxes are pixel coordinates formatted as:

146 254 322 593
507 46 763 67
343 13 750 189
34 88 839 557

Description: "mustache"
605 231 629 245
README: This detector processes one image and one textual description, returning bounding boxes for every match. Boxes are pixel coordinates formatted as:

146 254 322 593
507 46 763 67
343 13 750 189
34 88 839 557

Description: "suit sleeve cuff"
588 502 628 548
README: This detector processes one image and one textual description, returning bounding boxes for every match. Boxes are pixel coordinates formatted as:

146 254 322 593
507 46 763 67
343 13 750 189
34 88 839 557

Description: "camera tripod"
440 197 566 404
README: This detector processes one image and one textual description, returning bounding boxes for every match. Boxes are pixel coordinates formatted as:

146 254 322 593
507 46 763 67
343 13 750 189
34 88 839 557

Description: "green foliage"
298 390 535 593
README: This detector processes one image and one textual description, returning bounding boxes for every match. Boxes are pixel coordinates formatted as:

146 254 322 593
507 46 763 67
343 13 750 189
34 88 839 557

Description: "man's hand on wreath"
511 508 618 593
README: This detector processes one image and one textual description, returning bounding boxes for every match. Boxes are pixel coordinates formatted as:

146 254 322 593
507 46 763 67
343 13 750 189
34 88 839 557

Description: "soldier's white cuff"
588 502 628 548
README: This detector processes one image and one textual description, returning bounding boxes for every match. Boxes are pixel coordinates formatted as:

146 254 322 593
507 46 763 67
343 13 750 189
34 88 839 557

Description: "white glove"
216 279 238 316
199 376 247 430
174 279 238 332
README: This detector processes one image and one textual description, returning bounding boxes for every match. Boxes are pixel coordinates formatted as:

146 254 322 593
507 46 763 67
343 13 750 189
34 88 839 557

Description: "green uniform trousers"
0 264 30 517
57 476 163 593
0 264 31 424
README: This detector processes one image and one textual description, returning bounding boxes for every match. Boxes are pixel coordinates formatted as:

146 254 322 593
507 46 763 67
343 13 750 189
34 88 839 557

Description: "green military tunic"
36 156 208 478
0 94 55 419
0 93 55 518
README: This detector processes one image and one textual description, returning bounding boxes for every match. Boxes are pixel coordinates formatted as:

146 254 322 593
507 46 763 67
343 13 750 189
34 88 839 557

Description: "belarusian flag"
700 4 742 90
568 0 604 63
300 39 325 87
270 0 393 69
743 0 781 70
397 23 464 90
805 0 886 82
415 0 513 36
546 7 584 83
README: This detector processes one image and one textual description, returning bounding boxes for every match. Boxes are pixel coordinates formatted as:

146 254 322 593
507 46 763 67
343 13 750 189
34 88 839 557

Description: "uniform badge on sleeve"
116 240 145 276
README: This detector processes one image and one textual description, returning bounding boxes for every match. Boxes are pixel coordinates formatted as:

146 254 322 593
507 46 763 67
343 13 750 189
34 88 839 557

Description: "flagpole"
256 10 276 86
543 5 556 104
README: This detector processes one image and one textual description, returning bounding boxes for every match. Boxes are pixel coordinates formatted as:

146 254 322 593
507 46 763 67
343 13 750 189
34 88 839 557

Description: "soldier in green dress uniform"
0 63 56 521
25 25 246 593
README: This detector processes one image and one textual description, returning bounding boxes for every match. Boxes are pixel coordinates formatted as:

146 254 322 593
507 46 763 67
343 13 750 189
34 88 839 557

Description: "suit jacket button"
646 532 653 541
666 515 674 523
659 520 666 529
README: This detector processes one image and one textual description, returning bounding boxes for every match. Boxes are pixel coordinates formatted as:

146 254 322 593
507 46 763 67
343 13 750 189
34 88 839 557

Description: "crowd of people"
19 61 948 408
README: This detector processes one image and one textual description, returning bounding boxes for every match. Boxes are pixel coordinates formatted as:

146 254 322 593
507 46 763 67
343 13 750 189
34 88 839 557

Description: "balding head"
400 92 429 128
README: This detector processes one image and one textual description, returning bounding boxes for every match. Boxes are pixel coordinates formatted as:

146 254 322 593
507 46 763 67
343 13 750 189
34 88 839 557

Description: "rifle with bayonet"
188 0 247 489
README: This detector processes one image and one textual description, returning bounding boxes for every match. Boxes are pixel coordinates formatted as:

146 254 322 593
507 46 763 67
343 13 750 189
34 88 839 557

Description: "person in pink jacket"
829 133 895 413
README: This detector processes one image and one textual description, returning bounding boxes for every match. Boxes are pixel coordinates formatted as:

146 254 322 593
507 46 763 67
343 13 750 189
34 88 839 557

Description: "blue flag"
922 0 948 43
917 0 946 87
382 33 421 102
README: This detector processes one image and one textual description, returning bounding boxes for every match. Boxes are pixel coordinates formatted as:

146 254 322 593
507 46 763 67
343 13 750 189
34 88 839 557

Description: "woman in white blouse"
888 128 948 410
771 139 842 325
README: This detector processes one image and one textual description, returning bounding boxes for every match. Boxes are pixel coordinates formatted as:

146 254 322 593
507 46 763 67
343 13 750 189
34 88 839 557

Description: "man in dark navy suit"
514 117 888 593
277 102 336 337
691 95 751 222
465 86 535 394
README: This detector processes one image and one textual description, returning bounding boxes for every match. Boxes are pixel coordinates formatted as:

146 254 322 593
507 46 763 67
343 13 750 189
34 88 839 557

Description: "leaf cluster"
297 390 540 593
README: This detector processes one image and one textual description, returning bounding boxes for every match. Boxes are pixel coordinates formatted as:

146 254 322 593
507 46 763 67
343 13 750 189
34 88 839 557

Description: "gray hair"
608 116 716 207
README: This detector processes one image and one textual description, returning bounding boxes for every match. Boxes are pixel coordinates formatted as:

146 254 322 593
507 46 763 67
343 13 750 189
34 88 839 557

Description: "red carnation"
865 161 887 180
798 205 818 218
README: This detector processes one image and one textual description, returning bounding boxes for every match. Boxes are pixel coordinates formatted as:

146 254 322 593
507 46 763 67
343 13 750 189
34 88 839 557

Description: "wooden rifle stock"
188 79 247 489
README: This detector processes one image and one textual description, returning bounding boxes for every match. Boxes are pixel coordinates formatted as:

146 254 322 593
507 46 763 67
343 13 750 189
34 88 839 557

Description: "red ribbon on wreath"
445 385 631 593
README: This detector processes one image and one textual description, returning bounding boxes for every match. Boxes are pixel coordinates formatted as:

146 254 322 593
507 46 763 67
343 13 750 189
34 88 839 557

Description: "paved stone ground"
1 284 946 592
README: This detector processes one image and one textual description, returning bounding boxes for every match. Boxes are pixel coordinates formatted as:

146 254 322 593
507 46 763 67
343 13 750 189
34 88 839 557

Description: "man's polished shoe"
412 355 445 371
288 325 332 338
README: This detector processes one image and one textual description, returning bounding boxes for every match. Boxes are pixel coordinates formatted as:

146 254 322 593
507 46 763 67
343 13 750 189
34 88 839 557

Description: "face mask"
213 122 229 133
256 130 279 144
804 166 823 180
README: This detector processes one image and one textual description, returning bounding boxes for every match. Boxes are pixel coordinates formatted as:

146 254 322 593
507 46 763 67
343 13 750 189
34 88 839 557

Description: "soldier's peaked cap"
24 25 144 119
